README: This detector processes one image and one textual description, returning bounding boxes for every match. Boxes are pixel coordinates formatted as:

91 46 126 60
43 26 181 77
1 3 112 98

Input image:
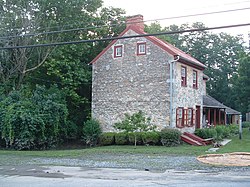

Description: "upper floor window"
181 66 187 87
137 42 146 55
114 45 123 58
193 70 198 89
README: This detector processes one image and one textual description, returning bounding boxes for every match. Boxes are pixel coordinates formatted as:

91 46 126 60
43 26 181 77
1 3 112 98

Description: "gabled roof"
90 25 206 70
203 95 240 114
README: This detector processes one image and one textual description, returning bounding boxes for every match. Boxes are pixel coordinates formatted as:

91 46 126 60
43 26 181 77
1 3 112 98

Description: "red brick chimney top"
126 14 144 31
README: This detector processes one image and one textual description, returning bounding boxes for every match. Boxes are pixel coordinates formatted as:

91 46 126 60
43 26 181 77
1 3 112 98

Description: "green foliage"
242 122 250 128
114 111 156 146
141 132 160 145
82 119 102 147
128 132 143 145
214 125 230 140
228 124 239 135
195 125 239 141
195 128 217 140
231 53 250 119
99 132 116 146
159 128 181 146
114 132 128 145
0 85 68 150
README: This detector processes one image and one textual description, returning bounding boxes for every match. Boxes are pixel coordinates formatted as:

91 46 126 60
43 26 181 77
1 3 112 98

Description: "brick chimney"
126 15 144 31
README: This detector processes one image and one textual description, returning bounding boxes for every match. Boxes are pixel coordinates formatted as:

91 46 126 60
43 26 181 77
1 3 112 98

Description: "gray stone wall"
92 30 173 131
173 62 204 133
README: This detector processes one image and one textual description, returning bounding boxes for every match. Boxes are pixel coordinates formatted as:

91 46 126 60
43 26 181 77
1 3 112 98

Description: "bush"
195 128 217 140
82 119 102 147
215 125 230 140
141 132 160 145
99 132 116 146
128 132 143 145
228 124 239 135
114 132 128 145
159 128 181 146
0 85 68 150
242 121 250 128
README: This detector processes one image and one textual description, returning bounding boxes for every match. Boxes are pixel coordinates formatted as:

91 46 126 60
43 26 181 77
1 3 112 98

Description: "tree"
232 53 250 119
114 111 156 146
0 0 125 92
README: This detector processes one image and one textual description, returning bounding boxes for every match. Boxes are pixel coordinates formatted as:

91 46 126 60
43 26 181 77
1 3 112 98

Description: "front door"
196 105 201 129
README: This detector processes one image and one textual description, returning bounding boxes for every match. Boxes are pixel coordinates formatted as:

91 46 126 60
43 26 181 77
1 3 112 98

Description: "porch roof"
203 95 241 115
203 95 226 109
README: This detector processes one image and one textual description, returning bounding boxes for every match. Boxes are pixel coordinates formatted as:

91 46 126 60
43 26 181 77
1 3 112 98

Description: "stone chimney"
126 14 144 31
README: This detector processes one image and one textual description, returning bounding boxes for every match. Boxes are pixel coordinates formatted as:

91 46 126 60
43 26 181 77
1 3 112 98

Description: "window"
114 45 123 58
193 70 198 89
187 108 193 127
176 108 184 128
181 66 187 86
176 108 194 128
137 42 146 55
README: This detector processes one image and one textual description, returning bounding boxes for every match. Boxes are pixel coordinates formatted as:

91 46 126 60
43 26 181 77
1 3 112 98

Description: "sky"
103 0 250 42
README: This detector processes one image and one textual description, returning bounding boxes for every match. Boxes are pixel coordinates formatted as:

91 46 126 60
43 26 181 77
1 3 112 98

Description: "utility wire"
0 7 250 40
1 22 250 50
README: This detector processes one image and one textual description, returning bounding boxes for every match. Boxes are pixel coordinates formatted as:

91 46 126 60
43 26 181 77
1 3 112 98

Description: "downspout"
169 55 180 128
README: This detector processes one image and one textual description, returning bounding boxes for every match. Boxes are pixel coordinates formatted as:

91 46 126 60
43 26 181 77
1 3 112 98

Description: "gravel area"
1 153 249 173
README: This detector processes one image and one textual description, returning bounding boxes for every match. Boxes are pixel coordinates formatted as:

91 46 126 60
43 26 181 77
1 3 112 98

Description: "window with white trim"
181 66 187 87
176 107 194 128
114 45 123 58
176 108 184 128
137 42 146 55
193 70 198 89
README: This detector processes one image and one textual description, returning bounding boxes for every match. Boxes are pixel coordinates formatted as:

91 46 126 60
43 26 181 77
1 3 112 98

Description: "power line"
0 7 250 40
1 22 250 50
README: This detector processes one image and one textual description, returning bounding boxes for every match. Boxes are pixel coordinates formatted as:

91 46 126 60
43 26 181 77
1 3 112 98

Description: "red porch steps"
181 132 213 146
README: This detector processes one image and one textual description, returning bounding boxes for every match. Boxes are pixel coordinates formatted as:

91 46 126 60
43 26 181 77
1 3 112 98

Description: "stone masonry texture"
92 29 204 132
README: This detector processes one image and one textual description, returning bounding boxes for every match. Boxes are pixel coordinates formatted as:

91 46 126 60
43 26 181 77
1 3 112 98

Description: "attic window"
181 66 187 87
137 42 146 55
114 45 123 58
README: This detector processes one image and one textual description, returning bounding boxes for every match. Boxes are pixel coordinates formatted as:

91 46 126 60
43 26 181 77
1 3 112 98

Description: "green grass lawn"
217 128 250 153
0 128 249 159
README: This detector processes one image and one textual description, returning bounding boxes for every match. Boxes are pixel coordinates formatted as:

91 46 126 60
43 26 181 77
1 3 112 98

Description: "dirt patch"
197 152 250 166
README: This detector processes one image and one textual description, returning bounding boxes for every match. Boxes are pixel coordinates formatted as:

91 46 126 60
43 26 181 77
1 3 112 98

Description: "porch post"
224 109 226 125
208 109 211 125
219 109 221 125
213 109 216 126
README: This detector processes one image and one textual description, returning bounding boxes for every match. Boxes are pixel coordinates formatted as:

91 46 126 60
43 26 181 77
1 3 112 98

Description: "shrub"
159 128 181 146
228 124 239 135
82 119 102 147
0 85 68 150
128 132 143 145
99 132 116 146
141 132 160 145
215 125 230 140
114 132 128 145
242 121 250 128
195 128 217 140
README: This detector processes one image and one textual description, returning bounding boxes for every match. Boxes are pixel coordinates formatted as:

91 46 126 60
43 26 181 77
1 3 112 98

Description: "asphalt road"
1 166 250 187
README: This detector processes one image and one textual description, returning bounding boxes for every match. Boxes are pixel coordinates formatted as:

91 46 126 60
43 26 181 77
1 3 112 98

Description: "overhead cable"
0 7 250 39
1 22 250 50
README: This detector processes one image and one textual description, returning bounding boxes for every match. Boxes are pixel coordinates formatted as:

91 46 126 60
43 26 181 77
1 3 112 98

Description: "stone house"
90 15 207 132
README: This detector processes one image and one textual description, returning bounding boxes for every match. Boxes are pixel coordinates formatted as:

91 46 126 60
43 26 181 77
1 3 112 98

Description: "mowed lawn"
0 128 249 160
